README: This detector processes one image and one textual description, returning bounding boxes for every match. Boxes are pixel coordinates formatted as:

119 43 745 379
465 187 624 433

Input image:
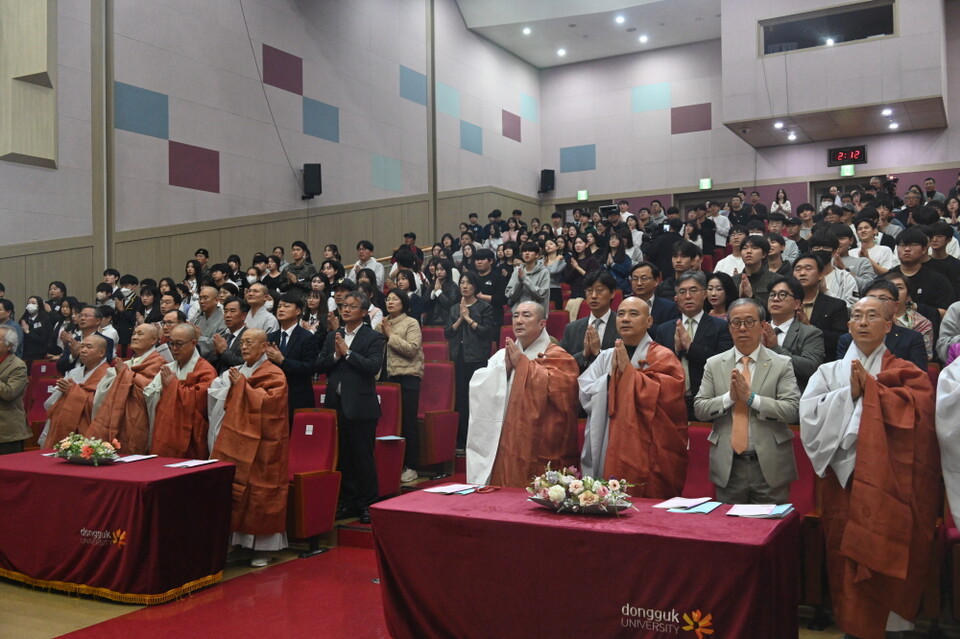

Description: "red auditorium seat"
421 327 446 343
287 409 341 557
417 361 458 469
546 311 569 341
422 342 449 361
374 383 405 497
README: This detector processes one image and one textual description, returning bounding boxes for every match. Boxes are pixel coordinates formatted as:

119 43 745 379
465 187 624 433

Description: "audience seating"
25 377 59 450
374 383 405 498
29 361 58 378
699 254 714 273
560 283 571 306
287 408 341 558
421 327 446 343
417 361 458 470
576 300 591 320
498 326 516 350
421 342 449 361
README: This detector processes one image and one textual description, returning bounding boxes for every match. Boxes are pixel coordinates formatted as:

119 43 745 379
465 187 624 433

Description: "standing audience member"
195 286 228 359
19 295 52 365
793 254 849 362
802 296 938 638
0 327 29 454
560 272 620 372
763 277 825 391
245 283 280 333
280 241 317 299
379 289 424 483
346 240 384 289
424 258 459 326
445 271 498 448
266 294 320 423
695 299 800 504
505 241 550 315
208 328 290 568
316 291 385 525
467 302 580 487
210 297 248 374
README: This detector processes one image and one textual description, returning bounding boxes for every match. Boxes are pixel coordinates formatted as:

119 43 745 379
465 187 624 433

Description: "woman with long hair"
323 244 342 262
484 223 503 251
502 217 521 243
563 235 601 299
886 272 934 360
396 269 424 323
261 255 284 292
182 260 202 294
301 290 327 335
542 238 566 310
158 277 178 297
424 258 459 326
600 232 632 294
379 288 425 483
460 242 477 273
48 296 79 357
945 196 960 227
356 268 386 312
770 188 791 216
705 273 737 318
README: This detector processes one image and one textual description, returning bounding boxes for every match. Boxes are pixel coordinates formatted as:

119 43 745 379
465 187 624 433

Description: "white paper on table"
376 435 404 441
422 483 479 494
726 504 777 517
652 496 711 509
164 459 219 468
116 454 158 463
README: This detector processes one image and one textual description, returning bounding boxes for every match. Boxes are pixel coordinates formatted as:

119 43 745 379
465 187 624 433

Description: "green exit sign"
577 190 589 201
699 178 712 190
839 165 855 177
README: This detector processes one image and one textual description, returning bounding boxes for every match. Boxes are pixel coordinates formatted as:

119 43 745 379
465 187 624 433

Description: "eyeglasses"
630 275 654 283
168 340 191 348
338 304 362 311
729 318 759 329
768 291 794 301
676 287 702 297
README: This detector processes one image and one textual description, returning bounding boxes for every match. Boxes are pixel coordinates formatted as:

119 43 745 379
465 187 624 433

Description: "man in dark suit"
836 279 928 371
654 271 733 419
763 277 825 391
315 291 385 524
630 262 680 331
793 253 849 362
645 217 684 277
267 293 320 424
560 271 620 372
208 297 248 374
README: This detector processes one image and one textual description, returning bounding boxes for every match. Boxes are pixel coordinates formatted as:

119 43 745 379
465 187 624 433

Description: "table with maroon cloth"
0 451 234 604
372 488 799 639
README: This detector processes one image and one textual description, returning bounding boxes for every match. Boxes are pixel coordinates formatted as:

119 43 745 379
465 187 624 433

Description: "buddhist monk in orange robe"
87 324 165 453
40 334 111 449
145 324 217 458
467 301 580 487
208 329 289 560
801 297 939 638
580 297 688 498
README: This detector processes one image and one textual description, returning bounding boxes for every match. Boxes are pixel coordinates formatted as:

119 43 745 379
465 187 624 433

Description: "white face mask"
246 275 258 285
264 299 274 311
122 287 135 298
25 303 38 314
96 293 108 301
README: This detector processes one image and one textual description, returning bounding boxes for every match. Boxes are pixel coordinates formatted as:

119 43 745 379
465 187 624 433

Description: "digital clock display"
827 145 868 167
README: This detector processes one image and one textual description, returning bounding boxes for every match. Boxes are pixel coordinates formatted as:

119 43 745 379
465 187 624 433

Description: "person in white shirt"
809 235 859 310
713 227 747 277
707 200 730 250
346 240 385 289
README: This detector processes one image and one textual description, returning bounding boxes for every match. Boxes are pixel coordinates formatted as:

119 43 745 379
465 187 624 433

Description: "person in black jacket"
267 293 320 425
793 254 849 362
445 271 498 447
112 274 140 356
315 290 386 524
424 258 459 326
19 295 52 365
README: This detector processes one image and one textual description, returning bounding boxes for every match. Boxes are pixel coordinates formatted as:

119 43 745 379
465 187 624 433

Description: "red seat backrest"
420 361 455 415
288 409 338 482
313 383 327 409
375 383 402 437
790 428 817 516
612 290 623 310
577 300 591 319
546 311 569 340
30 361 58 378
421 327 446 343
700 254 714 273
499 325 516 350
422 342 449 361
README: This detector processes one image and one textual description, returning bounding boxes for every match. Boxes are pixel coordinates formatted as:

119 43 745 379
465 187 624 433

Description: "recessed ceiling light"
615 15 625 24
773 121 784 129
787 132 797 141
557 48 567 57
522 27 531 35
826 38 835 46
881 107 892 116
889 122 899 130
639 34 648 43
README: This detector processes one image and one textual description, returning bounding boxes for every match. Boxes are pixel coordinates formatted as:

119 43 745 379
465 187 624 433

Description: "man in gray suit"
208 297 248 374
694 298 800 504
560 271 620 372
763 276 825 391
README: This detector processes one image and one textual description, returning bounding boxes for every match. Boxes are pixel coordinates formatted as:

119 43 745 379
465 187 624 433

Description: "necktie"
731 356 752 454
226 333 234 346
592 317 603 338
685 317 695 340
280 331 288 354
774 327 783 335
681 318 695 392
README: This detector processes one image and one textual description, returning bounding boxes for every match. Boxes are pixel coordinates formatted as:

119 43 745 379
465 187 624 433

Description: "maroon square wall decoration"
169 141 220 193
671 103 712 134
263 44 303 95
502 110 521 142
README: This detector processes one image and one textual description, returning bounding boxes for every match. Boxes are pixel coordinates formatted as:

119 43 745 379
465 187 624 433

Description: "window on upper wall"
760 0 895 55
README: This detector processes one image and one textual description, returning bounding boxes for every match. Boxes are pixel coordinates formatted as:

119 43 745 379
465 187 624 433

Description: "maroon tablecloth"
372 489 799 639
0 451 234 604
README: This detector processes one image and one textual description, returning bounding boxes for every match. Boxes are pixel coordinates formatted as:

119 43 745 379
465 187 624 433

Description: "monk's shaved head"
79 334 107 368
239 328 268 365
848 296 893 356
516 301 545 322
130 323 159 356
616 297 652 346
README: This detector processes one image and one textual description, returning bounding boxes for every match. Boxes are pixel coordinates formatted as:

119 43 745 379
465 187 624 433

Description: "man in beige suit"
694 298 800 504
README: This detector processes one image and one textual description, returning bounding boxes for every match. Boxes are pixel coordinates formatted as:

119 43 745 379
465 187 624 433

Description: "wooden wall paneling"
114 235 171 282
401 200 429 247
309 211 341 258
0 255 27 311
262 218 310 258
168 230 222 267
26 247 93 304
219 223 266 265
371 205 403 258
436 196 461 240
338 210 373 262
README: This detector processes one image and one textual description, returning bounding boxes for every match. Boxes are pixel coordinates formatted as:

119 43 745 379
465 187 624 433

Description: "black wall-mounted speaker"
539 169 555 193
304 164 322 197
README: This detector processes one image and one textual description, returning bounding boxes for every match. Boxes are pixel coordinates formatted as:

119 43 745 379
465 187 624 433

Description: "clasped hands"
729 369 751 405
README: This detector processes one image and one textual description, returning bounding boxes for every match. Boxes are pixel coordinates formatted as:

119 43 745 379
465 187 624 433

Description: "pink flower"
607 479 621 492
578 491 599 506
111 439 122 451
80 445 94 459
596 485 610 498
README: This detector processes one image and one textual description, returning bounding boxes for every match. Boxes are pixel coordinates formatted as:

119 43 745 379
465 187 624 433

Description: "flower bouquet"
51 434 121 466
526 464 635 515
